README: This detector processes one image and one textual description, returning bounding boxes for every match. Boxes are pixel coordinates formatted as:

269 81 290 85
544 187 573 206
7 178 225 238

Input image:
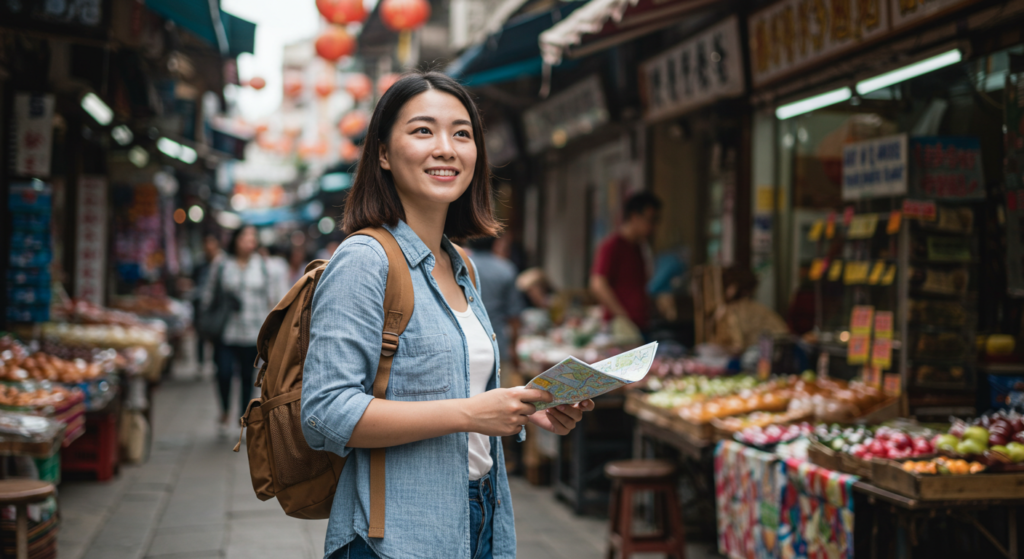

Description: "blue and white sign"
842 134 908 201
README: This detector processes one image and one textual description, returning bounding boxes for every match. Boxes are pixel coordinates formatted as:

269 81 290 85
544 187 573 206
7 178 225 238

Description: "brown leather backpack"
233 227 475 538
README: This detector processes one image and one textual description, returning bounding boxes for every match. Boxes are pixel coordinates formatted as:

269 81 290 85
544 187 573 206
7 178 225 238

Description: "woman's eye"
414 127 431 134
455 130 471 138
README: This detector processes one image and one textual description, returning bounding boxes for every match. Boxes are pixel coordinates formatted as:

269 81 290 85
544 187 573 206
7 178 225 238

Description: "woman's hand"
465 387 552 437
527 400 595 435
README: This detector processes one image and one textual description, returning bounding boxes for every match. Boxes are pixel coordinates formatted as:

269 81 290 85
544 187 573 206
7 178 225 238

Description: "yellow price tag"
847 214 879 239
828 260 844 282
844 261 870 284
881 264 897 285
809 258 827 281
868 261 886 284
886 211 902 235
808 221 824 242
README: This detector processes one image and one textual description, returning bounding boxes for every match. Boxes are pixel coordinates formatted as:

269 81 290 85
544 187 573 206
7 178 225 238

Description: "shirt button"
469 296 474 302
308 419 316 427
491 333 496 341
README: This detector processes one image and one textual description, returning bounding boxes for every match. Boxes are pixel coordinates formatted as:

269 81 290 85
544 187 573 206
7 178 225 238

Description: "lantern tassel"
397 30 412 67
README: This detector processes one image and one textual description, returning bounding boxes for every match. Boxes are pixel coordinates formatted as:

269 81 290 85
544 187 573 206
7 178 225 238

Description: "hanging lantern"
317 0 366 24
379 0 431 31
345 73 373 102
299 138 329 160
254 123 269 135
315 76 336 98
339 110 369 138
247 76 266 90
377 73 400 96
283 74 304 98
315 26 356 62
339 138 361 162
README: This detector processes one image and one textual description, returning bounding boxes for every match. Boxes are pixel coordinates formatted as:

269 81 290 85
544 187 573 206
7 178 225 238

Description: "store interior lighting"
856 49 962 95
111 125 134 146
81 92 113 126
188 205 204 223
128 146 149 168
776 87 852 120
157 137 198 165
216 211 243 230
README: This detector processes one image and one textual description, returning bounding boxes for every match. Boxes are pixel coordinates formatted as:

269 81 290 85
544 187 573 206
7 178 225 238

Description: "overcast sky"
221 0 321 121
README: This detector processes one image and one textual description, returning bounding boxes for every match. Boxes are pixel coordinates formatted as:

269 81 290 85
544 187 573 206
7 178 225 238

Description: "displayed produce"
939 410 1024 463
0 411 64 457
818 424 936 461
0 336 109 383
901 457 986 475
734 422 812 448
645 375 759 409
714 411 811 433
0 384 80 409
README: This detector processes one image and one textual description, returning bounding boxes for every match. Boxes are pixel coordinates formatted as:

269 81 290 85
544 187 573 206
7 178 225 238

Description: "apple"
949 424 966 438
1010 417 1024 433
990 433 1009 447
989 445 1012 463
913 438 932 454
1014 431 1024 445
957 438 986 456
1007 442 1024 463
990 422 1011 437
935 434 959 451
869 441 886 456
891 433 911 450
964 426 990 445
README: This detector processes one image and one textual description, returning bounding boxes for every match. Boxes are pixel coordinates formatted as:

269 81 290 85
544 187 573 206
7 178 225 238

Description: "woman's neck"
401 198 448 260
236 252 252 266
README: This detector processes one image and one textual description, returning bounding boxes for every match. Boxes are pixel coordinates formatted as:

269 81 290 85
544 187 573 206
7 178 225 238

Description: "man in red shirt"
590 192 661 334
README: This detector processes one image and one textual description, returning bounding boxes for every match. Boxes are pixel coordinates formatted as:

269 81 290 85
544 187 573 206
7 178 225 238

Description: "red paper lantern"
283 74 303 98
317 0 366 24
247 76 266 90
339 111 369 138
380 0 431 31
315 77 336 98
339 138 361 162
377 73 400 96
315 27 356 62
345 74 373 102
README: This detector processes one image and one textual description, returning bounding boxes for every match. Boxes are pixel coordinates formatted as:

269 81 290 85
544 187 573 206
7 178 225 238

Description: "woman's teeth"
427 169 457 176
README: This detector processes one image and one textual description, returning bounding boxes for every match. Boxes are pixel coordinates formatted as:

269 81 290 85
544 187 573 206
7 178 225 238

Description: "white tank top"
451 304 495 480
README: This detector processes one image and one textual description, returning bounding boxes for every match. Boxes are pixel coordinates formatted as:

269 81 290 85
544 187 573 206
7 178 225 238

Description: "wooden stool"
604 459 686 559
0 479 56 559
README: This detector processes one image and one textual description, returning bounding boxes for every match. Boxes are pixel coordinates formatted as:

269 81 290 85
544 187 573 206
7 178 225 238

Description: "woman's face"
380 89 477 212
235 226 258 257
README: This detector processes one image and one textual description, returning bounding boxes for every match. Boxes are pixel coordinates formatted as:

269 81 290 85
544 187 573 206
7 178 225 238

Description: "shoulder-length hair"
342 71 501 241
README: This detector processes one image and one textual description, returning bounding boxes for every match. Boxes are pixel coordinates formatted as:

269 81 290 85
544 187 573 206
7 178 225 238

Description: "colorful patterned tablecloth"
714 441 858 559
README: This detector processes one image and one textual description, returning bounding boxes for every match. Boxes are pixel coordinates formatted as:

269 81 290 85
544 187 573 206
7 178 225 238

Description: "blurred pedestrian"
202 225 288 432
192 234 224 375
467 236 524 372
287 242 309 285
589 192 661 340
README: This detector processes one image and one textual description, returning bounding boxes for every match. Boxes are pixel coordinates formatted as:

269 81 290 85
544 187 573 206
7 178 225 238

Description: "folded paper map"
526 342 658 411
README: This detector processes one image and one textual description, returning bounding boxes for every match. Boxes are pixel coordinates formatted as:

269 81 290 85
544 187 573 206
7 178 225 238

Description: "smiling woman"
301 72 595 559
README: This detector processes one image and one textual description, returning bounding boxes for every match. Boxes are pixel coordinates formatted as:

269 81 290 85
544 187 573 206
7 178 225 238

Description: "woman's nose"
433 134 456 159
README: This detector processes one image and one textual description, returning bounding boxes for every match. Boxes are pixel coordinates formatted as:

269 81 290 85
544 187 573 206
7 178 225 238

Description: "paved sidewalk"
57 367 721 559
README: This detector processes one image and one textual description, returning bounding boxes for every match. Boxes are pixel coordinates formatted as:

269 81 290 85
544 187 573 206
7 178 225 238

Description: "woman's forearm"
347 398 469 448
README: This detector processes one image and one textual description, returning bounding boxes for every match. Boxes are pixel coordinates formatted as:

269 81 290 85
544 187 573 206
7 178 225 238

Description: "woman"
301 72 594 559
203 225 287 430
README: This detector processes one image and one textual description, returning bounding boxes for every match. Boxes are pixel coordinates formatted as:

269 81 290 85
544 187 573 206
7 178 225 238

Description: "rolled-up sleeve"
301 238 387 457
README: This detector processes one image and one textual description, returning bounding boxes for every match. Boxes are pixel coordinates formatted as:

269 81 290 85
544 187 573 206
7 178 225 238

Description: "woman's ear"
379 143 391 171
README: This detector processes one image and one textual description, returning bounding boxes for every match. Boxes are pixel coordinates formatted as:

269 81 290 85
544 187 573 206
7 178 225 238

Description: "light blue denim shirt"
301 220 519 559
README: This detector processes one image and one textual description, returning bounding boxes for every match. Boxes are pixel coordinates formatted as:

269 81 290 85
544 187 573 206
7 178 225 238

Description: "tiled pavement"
57 362 722 559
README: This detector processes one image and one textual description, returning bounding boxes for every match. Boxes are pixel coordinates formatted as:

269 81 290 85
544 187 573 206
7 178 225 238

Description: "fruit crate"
870 459 1024 500
807 441 842 472
624 391 713 444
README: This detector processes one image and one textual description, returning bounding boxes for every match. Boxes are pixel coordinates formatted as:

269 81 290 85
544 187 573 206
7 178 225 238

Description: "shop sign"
75 176 108 305
640 16 744 122
909 136 985 200
522 75 609 154
12 93 55 179
842 134 908 201
748 0 889 87
891 0 980 30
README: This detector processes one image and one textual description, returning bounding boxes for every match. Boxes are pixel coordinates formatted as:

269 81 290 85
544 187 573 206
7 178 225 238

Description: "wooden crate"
807 441 842 472
624 391 713 445
839 452 873 479
871 459 1024 500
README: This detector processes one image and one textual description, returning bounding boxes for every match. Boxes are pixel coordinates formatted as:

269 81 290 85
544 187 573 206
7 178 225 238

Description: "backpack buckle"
381 332 399 357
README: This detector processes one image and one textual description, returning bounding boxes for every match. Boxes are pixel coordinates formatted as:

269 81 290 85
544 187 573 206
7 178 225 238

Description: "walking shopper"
467 236 524 371
192 234 224 374
301 72 594 559
589 192 661 338
203 225 287 431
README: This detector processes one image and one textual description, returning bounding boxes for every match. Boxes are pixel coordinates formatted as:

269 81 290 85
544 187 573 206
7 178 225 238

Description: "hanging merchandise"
11 92 55 179
315 26 356 62
74 176 108 306
345 73 373 101
339 110 369 139
6 181 52 323
315 76 336 98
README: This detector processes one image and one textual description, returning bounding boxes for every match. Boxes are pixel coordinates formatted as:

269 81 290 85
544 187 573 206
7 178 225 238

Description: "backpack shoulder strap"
452 244 477 290
345 227 413 539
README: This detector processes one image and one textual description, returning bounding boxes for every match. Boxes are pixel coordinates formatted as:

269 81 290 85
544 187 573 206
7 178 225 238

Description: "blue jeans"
330 478 495 559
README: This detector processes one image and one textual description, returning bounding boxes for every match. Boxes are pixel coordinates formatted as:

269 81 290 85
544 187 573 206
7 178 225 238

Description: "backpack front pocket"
262 391 334 489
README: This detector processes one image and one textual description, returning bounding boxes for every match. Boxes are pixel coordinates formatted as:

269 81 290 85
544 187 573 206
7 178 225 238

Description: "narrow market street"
55 357 720 559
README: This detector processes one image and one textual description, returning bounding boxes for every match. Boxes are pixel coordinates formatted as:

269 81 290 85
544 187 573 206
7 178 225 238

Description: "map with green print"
526 342 658 410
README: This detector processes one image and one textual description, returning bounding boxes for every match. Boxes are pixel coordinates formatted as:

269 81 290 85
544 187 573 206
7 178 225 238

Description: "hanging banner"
747 0 889 87
842 134 908 200
75 176 108 305
909 136 985 200
12 93 55 179
640 16 745 122
523 75 609 154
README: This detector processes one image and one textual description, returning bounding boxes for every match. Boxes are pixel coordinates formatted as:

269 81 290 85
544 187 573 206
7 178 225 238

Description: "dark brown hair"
342 71 500 240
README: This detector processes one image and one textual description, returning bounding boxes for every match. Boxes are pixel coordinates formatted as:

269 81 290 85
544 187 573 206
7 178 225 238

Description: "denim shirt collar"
383 220 469 283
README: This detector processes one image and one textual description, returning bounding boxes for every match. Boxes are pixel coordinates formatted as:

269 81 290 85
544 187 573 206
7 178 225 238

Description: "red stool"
605 459 686 559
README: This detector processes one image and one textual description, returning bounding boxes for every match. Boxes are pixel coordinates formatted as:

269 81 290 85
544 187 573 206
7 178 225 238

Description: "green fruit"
801 370 816 382
963 426 990 445
831 438 846 451
1007 442 1024 463
990 446 1012 463
957 438 986 456
935 434 959 448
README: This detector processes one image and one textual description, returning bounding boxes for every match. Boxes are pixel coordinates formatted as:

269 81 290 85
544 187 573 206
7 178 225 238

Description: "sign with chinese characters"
640 16 745 122
12 93 54 178
747 0 889 87
909 136 985 200
523 75 609 154
842 134 908 200
75 176 108 305
891 0 979 30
